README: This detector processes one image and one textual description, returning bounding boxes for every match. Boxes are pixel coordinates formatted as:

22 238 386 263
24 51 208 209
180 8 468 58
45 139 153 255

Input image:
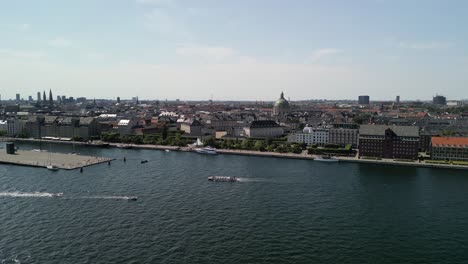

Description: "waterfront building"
244 120 283 138
180 119 203 136
288 127 329 146
431 137 468 161
358 125 419 159
358 95 370 105
329 128 359 147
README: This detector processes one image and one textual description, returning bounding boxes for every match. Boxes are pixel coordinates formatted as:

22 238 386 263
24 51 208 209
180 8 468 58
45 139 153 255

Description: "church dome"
273 92 290 117
274 92 289 109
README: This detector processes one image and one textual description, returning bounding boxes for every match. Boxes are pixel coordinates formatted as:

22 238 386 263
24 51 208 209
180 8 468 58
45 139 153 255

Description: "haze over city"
1 0 467 100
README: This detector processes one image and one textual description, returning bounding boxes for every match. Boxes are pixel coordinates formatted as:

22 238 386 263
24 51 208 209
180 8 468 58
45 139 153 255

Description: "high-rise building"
358 95 370 105
433 95 447 105
117 97 121 103
28 96 33 102
43 91 46 102
16 94 20 102
49 89 53 106
396 95 400 104
37 92 41 101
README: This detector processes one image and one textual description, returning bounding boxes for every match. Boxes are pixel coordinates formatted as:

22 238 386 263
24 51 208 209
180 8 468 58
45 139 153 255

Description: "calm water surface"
1 142 468 263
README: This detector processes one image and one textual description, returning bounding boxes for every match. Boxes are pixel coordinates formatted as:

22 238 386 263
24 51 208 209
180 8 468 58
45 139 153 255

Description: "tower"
49 89 53 106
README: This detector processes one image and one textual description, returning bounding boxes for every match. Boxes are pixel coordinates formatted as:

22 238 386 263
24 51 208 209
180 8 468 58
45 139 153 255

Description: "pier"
0 150 113 170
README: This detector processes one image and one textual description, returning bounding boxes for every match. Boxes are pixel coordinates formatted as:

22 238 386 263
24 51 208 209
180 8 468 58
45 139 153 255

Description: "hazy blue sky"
0 0 467 101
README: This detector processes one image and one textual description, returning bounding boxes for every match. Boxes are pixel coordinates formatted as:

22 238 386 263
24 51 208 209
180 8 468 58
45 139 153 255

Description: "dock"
0 150 113 170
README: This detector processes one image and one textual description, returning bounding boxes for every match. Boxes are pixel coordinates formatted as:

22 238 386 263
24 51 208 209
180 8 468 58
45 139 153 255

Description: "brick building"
358 125 419 159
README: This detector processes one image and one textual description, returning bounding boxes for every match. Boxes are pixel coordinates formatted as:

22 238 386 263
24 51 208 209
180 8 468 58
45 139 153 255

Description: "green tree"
254 140 266 151
161 124 168 140
241 139 253 150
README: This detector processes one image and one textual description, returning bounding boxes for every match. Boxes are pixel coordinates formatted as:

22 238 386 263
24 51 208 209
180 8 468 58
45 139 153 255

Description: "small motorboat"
195 147 218 155
47 165 59 171
127 196 138 201
140 160 148 164
208 176 238 182
315 156 339 162
165 149 171 152
52 192 64 198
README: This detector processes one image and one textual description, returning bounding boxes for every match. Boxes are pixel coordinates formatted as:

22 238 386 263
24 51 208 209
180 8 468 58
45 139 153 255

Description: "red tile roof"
432 137 468 148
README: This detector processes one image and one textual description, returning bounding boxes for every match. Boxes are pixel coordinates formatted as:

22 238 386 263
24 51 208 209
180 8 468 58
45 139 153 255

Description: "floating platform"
0 150 113 170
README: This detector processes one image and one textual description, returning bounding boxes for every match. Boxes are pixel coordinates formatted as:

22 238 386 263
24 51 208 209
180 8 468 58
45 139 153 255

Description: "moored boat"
315 156 339 162
47 165 59 171
195 147 218 155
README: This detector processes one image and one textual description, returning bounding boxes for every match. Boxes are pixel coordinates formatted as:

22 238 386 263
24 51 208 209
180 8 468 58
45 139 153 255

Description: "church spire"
280 91 284 99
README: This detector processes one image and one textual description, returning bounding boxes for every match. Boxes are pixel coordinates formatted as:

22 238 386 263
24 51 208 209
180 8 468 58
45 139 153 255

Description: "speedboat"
315 156 339 162
47 165 59 171
195 147 218 155
140 160 148 164
52 192 64 198
127 196 138 201
208 176 238 182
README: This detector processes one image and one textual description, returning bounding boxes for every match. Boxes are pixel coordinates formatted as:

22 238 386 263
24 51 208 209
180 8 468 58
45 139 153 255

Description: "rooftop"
359 125 419 137
432 137 468 148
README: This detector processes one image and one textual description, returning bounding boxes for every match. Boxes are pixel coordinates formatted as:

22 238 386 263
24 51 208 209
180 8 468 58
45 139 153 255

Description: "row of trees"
204 137 305 154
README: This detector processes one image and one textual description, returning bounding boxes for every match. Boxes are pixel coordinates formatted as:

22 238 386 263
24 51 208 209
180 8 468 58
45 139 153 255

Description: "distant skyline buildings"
1 1 468 100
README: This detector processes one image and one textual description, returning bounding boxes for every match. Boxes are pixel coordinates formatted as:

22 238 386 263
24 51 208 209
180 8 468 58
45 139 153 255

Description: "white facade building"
288 127 329 146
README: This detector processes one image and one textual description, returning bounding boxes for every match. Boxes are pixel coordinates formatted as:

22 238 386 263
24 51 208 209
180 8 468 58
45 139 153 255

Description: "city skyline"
1 0 468 100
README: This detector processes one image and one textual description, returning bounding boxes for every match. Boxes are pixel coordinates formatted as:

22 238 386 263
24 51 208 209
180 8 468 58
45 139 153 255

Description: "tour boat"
208 176 238 182
315 156 339 162
195 146 218 155
46 165 59 171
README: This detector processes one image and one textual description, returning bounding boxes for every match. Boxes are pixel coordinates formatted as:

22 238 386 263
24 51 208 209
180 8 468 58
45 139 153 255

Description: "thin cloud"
48 37 73 48
0 48 46 59
176 45 234 60
311 48 342 62
395 41 452 50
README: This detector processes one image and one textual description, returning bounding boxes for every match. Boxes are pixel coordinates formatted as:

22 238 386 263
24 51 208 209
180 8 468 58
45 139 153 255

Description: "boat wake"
82 195 137 201
0 191 61 198
209 176 264 183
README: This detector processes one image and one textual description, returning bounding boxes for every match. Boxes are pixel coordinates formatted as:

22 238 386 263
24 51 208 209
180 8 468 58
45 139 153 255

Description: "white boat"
127 196 138 201
52 192 64 198
208 176 238 182
315 156 339 162
46 165 60 171
165 149 171 152
195 147 218 155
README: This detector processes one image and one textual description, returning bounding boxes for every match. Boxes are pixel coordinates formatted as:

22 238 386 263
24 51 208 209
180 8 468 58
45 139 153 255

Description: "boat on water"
117 144 133 149
195 147 218 155
315 156 339 162
165 149 171 152
127 196 138 201
208 176 238 182
46 165 60 171
140 160 148 164
52 192 64 198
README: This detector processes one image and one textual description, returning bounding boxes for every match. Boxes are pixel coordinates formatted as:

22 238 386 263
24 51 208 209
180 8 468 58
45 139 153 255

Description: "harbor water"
1 142 468 263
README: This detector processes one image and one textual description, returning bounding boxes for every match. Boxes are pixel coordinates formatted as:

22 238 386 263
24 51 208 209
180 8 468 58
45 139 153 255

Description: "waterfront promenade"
3 137 468 170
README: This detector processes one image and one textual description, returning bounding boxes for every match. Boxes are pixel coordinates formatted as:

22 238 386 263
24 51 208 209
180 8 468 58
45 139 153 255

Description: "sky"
0 0 467 101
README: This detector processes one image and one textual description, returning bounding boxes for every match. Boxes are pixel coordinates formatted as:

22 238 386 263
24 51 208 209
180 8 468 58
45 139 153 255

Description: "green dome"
274 92 289 109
